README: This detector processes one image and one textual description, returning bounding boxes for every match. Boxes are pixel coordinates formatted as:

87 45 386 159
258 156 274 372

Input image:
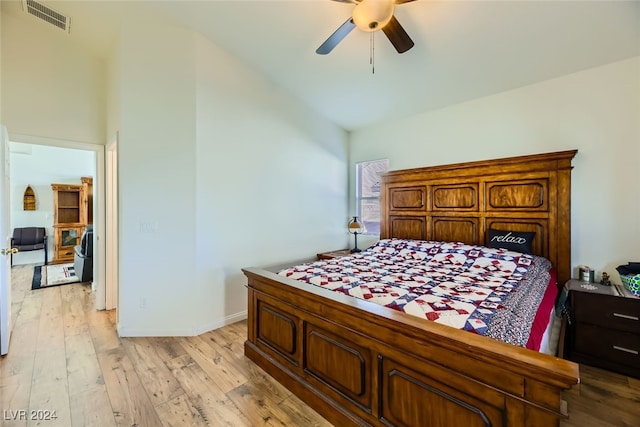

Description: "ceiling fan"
316 0 416 55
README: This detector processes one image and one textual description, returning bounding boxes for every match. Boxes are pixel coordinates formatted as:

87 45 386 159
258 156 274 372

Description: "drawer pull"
613 345 639 355
613 313 639 321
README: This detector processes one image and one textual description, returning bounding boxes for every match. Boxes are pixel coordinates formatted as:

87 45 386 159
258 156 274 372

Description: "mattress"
279 239 558 352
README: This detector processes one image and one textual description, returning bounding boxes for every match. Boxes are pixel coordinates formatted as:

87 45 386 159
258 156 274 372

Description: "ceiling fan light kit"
316 0 416 56
352 0 395 31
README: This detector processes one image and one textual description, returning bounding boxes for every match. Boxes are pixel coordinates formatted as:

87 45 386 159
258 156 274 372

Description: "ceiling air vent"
22 0 70 33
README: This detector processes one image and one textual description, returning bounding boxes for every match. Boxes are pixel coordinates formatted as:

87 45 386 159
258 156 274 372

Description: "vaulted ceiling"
3 0 639 130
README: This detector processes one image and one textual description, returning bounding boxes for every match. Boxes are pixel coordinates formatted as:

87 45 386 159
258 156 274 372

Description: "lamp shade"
352 0 395 32
348 216 365 234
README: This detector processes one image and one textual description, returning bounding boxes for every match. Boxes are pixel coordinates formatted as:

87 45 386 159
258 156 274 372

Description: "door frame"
105 134 118 311
9 133 106 310
1 124 12 355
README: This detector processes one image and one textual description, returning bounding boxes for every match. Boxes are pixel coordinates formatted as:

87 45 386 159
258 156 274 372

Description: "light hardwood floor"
2 264 639 427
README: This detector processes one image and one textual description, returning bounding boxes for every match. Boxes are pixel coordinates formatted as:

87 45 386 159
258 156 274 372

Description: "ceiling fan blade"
394 0 417 4
316 18 356 55
382 15 414 53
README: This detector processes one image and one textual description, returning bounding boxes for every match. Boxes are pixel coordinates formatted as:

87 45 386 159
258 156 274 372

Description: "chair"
11 227 47 266
74 225 93 282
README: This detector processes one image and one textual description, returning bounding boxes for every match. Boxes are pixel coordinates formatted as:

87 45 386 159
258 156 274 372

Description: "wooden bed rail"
244 267 579 427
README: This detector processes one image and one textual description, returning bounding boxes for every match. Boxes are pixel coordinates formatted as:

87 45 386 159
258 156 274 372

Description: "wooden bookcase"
82 176 93 224
51 183 88 264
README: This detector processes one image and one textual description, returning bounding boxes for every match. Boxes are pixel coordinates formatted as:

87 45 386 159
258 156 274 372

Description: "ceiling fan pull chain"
370 32 375 74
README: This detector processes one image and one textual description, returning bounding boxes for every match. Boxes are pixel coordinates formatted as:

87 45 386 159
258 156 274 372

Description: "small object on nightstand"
578 265 594 282
617 262 640 298
600 272 611 286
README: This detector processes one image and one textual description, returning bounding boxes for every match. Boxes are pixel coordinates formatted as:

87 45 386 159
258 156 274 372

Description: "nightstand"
565 279 640 378
317 249 352 260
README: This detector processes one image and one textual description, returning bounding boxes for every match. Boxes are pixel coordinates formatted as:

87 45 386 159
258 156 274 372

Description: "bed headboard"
380 150 577 285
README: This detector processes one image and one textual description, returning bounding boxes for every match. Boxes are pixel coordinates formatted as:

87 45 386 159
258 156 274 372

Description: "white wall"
193 34 348 331
0 9 105 144
9 143 95 265
106 37 121 145
350 57 640 282
116 22 197 336
113 22 348 336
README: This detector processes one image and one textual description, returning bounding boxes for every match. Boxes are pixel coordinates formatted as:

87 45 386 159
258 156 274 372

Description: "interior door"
0 124 12 355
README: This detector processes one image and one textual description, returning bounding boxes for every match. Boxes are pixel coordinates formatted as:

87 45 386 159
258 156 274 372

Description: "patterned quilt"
279 239 552 348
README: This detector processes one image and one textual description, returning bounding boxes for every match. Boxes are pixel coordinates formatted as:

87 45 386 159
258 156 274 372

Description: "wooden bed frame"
243 150 580 427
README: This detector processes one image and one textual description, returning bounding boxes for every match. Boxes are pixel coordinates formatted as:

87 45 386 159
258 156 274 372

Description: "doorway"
8 133 107 311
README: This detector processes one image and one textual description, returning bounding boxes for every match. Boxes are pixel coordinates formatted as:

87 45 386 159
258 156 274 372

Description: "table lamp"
348 216 364 253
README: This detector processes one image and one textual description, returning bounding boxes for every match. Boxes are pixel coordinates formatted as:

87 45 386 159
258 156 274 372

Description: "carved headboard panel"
380 150 577 285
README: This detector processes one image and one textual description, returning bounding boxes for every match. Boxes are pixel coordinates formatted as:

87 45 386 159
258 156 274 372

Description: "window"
356 159 388 235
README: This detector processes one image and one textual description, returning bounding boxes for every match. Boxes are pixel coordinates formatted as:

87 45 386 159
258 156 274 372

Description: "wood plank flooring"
2 264 639 427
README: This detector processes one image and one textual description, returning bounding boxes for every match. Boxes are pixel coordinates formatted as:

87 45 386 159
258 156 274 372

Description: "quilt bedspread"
279 239 552 348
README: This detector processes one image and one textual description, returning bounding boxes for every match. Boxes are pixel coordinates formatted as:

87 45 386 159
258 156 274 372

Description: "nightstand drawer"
573 292 640 333
574 323 640 367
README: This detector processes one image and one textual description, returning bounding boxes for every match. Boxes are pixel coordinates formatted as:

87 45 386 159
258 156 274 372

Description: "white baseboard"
117 310 248 337
192 310 248 336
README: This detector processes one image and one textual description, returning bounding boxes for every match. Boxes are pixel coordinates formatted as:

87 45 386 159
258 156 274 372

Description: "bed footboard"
243 268 579 427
